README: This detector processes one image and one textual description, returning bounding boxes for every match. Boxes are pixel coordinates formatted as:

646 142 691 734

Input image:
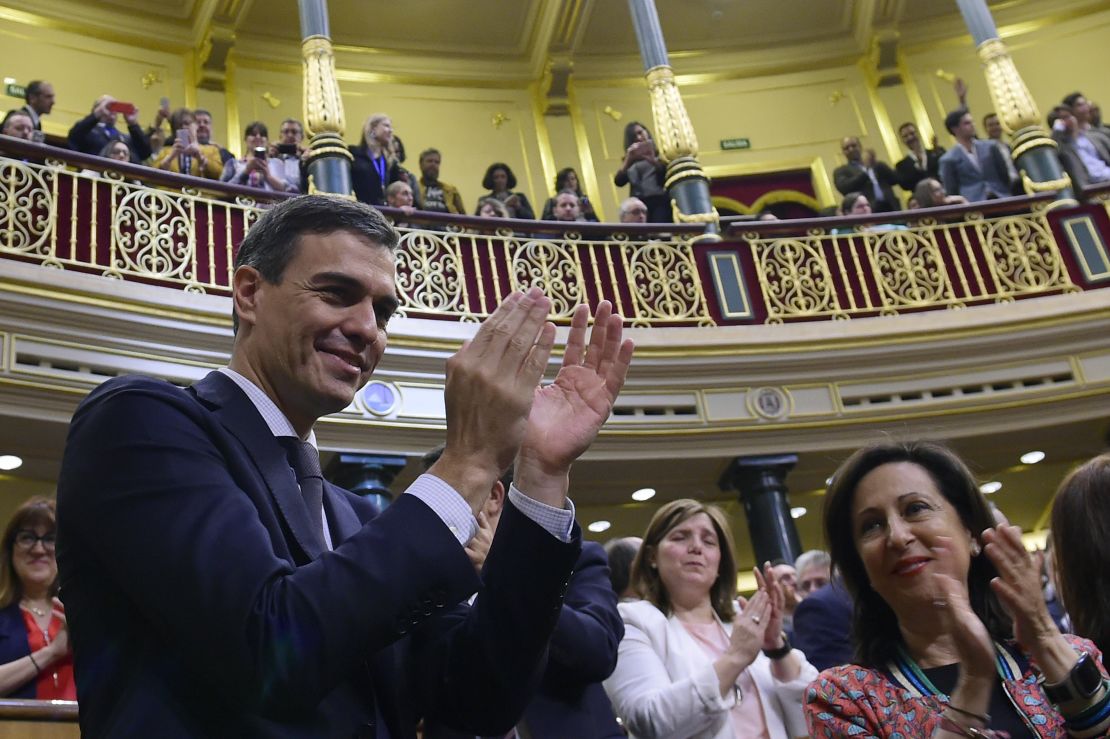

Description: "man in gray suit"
938 108 1012 202
1050 104 1110 191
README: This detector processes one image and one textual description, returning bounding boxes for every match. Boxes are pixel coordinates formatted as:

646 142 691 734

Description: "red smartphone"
107 101 137 116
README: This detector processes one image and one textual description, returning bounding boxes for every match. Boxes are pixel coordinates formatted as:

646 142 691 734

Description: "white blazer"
604 599 816 739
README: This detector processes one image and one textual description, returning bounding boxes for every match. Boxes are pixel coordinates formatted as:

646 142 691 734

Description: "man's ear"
485 480 507 519
232 265 263 331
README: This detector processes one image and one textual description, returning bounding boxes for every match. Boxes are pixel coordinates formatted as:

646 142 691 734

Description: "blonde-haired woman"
604 499 815 739
350 113 401 206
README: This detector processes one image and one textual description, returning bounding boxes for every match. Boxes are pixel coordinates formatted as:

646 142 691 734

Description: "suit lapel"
191 371 325 561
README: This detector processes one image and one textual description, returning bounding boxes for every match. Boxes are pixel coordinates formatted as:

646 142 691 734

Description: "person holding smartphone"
152 109 223 180
266 118 305 194
67 95 152 162
221 122 299 193
613 122 671 224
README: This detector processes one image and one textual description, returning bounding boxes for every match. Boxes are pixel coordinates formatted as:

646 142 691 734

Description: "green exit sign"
720 137 751 150
5 82 26 99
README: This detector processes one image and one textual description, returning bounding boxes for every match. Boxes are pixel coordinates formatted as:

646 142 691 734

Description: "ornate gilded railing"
2 137 1108 327
733 199 1076 322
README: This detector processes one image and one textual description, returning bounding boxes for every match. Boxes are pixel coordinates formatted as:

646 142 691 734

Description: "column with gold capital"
955 0 1073 200
627 0 720 240
299 0 353 196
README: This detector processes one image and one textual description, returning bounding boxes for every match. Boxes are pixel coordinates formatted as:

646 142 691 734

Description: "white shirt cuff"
406 473 477 546
507 484 575 543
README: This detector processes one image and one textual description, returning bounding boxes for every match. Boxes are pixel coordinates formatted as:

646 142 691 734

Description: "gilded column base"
1009 125 1073 199
304 132 354 197
666 156 720 241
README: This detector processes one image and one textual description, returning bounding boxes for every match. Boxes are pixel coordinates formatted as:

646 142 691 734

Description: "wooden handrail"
0 699 78 721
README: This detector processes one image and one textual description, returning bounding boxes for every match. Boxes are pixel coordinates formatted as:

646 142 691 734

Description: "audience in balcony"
983 113 1023 195
476 162 535 219
834 136 900 213
541 167 599 222
221 122 300 193
1051 453 1110 665
19 81 55 133
389 134 423 210
350 113 402 207
194 109 234 166
604 499 816 739
550 190 585 223
152 109 223 180
67 95 151 164
806 441 1110 739
619 196 648 224
476 196 510 219
142 100 172 163
268 118 306 191
384 181 417 227
1052 100 1110 191
938 108 1012 202
615 121 671 223
913 177 969 209
417 147 465 214
895 122 945 192
0 497 75 701
1 111 35 141
1092 102 1110 140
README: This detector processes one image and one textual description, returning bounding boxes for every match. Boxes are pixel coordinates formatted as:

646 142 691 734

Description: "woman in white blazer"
604 499 817 739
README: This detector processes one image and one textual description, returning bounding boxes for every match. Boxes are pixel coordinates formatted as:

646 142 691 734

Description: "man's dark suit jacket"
56 372 580 738
349 146 402 207
895 148 945 192
1054 129 1110 192
833 161 901 212
791 579 854 672
938 139 1012 202
425 541 624 739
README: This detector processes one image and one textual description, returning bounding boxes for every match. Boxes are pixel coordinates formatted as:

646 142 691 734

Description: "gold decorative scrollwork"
645 65 699 163
752 238 842 321
0 159 54 254
393 230 472 319
983 215 1072 294
510 239 584 318
302 35 346 138
112 189 194 279
977 38 1040 134
867 230 953 310
623 240 712 327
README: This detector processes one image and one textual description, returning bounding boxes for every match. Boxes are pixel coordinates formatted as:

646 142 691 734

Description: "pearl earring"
971 541 982 556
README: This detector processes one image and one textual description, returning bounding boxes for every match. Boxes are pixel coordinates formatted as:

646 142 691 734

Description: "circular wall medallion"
747 386 791 420
360 381 400 417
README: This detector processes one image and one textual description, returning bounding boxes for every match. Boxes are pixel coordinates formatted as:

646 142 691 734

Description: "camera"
252 147 267 159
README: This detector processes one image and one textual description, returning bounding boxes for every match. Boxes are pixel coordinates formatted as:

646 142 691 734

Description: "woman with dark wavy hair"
806 441 1110 738
0 497 74 699
475 162 534 220
1051 453 1110 665
613 121 671 223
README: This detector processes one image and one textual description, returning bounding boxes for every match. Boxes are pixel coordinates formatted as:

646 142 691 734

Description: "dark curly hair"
481 162 517 191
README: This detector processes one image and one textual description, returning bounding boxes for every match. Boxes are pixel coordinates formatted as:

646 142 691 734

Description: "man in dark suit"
421 449 624 739
894 122 945 193
938 108 1012 202
19 80 54 133
56 195 634 737
833 136 901 212
791 577 854 672
67 94 152 162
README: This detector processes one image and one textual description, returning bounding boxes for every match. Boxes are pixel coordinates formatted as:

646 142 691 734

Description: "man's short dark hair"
419 147 441 163
1048 104 1072 127
24 81 44 104
421 444 514 490
897 121 915 135
982 112 998 127
1062 92 1084 109
232 195 398 331
1 110 30 132
944 108 968 135
194 109 212 119
243 121 268 139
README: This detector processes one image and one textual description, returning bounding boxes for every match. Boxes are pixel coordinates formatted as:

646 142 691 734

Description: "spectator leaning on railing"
1 111 35 141
152 109 223 180
222 121 299 193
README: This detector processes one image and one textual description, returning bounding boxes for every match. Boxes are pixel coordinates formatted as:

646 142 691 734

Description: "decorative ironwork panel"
751 237 843 322
393 230 472 320
982 214 1074 296
112 187 194 281
0 159 54 255
866 229 954 312
510 238 585 318
623 239 713 327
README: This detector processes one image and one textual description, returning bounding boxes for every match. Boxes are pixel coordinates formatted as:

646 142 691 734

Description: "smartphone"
276 143 298 156
107 101 137 116
252 146 268 160
176 127 193 146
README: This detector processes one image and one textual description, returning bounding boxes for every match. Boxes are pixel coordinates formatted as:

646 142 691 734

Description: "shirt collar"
217 367 318 447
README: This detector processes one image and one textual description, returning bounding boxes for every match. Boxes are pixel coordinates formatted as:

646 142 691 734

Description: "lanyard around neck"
371 154 387 185
890 642 1020 699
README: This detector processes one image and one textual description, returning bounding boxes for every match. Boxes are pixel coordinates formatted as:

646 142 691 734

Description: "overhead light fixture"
631 487 656 502
980 481 1002 494
587 520 612 533
1020 450 1045 465
0 455 22 471
790 506 807 519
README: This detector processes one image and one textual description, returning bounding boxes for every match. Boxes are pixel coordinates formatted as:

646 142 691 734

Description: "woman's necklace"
20 599 48 618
